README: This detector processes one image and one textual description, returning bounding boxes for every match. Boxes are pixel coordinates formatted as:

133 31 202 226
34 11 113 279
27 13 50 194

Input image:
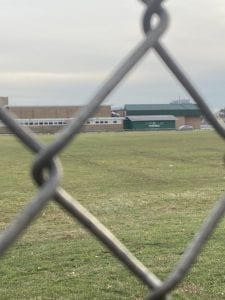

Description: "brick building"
8 105 111 119
0 97 8 107
0 105 123 134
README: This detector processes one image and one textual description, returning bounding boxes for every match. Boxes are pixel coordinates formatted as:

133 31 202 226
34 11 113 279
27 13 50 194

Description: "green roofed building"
124 115 176 131
124 104 202 129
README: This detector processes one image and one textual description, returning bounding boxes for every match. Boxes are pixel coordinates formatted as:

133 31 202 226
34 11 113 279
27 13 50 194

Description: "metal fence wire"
0 0 225 299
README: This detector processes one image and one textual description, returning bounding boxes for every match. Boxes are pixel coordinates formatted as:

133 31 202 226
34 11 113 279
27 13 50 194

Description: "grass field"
0 130 225 299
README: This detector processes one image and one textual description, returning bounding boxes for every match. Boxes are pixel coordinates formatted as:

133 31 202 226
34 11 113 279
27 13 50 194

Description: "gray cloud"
0 0 224 110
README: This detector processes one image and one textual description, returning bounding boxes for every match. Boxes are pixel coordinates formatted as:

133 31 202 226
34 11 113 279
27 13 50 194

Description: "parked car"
178 125 193 131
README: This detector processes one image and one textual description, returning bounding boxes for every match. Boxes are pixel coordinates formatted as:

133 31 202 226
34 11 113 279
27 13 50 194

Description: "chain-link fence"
0 1 224 299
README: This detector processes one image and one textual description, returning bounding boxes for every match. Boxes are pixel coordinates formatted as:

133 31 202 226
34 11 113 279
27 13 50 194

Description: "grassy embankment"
0 130 225 299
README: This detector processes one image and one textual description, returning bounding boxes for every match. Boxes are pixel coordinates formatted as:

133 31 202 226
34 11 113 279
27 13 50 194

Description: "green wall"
124 119 176 130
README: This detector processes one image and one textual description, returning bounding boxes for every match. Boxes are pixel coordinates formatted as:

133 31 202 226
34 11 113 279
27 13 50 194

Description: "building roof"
125 104 199 111
126 115 176 121
125 104 201 117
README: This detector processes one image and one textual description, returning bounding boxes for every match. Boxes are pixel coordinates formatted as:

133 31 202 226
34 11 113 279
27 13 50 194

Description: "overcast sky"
0 0 224 110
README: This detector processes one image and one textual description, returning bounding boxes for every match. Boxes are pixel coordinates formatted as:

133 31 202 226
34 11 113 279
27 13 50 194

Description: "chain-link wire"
0 1 224 299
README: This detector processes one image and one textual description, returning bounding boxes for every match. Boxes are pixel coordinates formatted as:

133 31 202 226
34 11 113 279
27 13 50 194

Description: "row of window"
87 120 118 124
23 121 67 126
13 118 122 127
17 119 68 126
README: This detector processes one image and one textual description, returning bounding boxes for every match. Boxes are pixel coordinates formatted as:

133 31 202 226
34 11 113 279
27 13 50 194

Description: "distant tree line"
219 108 225 120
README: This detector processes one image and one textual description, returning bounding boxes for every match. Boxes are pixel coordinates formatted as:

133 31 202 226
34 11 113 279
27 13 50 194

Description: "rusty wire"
0 1 224 299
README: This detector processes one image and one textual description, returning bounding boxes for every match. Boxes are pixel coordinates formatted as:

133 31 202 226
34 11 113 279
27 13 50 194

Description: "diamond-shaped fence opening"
0 1 224 299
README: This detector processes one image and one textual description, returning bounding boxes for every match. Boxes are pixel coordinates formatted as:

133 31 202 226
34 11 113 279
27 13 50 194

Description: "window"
104 121 108 124
95 121 99 124
113 120 117 124
39 122 43 125
100 121 103 124
49 122 53 125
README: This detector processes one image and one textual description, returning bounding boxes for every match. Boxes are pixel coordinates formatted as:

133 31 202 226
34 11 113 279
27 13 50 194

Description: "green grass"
0 130 225 299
